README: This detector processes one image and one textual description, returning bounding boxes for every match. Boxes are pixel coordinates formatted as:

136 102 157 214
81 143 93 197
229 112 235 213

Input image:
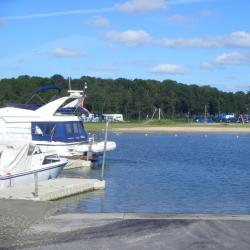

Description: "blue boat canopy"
32 85 62 95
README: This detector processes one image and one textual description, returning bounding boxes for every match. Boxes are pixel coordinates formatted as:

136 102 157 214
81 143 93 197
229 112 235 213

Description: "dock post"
34 173 38 197
87 137 93 161
101 120 109 181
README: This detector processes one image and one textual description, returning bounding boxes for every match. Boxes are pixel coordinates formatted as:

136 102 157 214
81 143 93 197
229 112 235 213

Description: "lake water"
60 133 250 214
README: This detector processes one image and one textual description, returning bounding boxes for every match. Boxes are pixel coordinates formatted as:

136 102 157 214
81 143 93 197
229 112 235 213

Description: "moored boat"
0 140 68 188
0 85 116 161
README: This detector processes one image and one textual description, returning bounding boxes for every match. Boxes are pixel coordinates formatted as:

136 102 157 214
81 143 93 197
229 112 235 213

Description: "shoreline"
111 126 250 134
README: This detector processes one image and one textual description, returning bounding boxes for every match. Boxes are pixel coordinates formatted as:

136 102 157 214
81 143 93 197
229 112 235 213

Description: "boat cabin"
31 121 88 142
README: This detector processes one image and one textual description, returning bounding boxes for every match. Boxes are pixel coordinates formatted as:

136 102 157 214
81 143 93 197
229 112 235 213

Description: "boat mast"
68 76 71 91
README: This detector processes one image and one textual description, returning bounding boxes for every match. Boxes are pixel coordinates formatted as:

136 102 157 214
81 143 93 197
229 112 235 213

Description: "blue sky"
1 0 250 92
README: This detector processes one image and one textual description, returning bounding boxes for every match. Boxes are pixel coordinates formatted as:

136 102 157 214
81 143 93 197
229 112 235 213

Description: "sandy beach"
112 125 250 134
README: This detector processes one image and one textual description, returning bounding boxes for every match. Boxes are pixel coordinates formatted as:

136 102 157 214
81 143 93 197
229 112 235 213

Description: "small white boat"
0 140 68 188
89 141 117 155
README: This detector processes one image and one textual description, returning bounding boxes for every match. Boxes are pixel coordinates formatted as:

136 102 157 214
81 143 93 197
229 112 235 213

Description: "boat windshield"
31 121 88 142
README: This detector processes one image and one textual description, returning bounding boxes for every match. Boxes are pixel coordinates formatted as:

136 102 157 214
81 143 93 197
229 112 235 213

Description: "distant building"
102 114 124 122
81 113 100 122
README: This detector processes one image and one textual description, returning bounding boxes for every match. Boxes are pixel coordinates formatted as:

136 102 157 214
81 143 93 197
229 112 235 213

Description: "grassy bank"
84 120 185 132
84 120 250 132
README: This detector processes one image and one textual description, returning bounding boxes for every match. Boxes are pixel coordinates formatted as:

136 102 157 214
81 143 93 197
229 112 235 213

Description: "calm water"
60 133 250 214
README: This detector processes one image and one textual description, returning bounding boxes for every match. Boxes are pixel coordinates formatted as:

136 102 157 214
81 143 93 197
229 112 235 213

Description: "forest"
0 74 249 120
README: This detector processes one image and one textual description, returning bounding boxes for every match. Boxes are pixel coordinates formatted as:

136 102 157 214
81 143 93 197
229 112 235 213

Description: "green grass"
84 119 250 132
84 121 146 132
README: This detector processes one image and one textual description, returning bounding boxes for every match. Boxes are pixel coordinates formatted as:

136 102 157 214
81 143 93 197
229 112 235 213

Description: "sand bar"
112 126 250 134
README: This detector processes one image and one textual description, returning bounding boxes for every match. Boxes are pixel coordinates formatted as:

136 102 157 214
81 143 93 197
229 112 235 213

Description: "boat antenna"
83 82 88 97
68 76 72 90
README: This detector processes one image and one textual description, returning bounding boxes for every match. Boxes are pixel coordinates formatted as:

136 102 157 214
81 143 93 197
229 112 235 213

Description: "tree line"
0 74 249 120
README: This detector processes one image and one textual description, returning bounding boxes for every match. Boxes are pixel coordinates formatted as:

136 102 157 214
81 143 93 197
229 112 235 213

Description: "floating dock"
0 178 105 201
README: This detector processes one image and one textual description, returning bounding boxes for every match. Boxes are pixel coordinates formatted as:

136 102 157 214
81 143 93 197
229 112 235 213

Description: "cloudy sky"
1 0 250 92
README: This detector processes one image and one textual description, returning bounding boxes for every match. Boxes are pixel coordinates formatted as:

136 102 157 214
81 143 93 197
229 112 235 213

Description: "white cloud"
164 10 214 25
89 16 109 28
201 51 250 70
226 31 250 48
116 0 169 13
4 8 113 20
106 29 151 46
2 1 215 21
159 37 220 48
151 64 189 74
167 0 221 5
214 51 249 65
51 48 84 57
165 14 193 24
159 31 250 48
200 61 216 70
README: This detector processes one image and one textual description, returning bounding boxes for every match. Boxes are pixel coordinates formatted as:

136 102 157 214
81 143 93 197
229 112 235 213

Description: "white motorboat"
0 85 116 160
0 140 67 188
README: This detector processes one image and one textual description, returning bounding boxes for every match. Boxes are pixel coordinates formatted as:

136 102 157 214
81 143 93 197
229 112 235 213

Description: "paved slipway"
1 200 250 250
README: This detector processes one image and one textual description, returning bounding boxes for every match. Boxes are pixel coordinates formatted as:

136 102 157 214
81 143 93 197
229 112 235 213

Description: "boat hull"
0 160 67 189
37 140 117 158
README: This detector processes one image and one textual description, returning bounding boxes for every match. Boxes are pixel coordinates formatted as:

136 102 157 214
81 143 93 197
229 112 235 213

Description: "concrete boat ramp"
0 177 105 201
1 201 250 250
